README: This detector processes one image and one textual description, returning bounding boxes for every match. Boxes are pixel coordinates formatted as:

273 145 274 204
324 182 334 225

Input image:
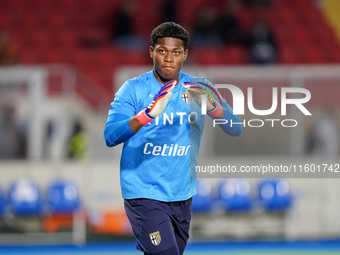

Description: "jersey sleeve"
104 80 138 147
107 80 138 121
212 98 243 137
104 115 136 147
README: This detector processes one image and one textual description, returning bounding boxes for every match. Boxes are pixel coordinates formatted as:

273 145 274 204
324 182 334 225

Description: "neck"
153 70 179 86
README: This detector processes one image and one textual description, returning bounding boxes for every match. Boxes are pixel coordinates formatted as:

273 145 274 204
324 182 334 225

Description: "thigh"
171 198 192 255
124 199 178 254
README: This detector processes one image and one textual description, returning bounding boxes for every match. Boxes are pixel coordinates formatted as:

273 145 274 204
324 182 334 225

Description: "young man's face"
150 37 188 84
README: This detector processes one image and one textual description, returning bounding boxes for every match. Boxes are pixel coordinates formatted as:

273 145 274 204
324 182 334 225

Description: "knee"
147 245 180 255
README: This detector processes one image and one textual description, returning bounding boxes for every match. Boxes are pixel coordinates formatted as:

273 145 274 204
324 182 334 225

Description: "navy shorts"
124 198 192 254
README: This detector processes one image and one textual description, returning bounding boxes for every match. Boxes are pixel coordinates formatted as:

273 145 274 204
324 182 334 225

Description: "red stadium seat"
72 49 98 66
33 30 53 48
44 48 75 63
325 47 340 63
19 50 40 64
0 11 11 30
222 46 248 65
303 44 327 63
194 48 224 65
237 6 254 31
96 47 119 68
291 25 312 45
57 30 79 49
277 6 300 26
46 11 70 29
278 46 299 64
2 0 339 95
7 0 26 9
119 50 150 66
17 31 36 49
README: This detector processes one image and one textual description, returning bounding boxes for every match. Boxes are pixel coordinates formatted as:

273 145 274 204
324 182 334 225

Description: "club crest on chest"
181 92 192 103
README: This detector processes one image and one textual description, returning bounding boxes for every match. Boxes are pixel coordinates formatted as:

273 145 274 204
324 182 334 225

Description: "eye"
174 51 180 55
159 49 165 53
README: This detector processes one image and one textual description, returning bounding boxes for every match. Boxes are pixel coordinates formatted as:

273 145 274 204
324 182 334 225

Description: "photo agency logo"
202 84 312 128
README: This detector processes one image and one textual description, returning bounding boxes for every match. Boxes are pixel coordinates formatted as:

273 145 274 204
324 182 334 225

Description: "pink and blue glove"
183 77 224 118
136 80 177 125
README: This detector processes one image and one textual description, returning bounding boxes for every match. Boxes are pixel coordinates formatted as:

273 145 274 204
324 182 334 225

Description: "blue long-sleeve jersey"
104 71 242 202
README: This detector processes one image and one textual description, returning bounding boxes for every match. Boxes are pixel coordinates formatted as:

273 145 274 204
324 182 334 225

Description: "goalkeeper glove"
136 80 176 125
183 78 223 118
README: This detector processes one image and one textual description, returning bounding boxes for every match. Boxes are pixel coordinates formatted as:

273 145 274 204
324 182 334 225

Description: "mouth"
162 66 175 71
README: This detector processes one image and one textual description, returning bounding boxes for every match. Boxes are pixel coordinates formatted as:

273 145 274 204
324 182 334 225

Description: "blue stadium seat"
0 186 5 215
191 179 213 213
8 179 43 215
218 179 252 213
258 179 292 212
47 179 81 214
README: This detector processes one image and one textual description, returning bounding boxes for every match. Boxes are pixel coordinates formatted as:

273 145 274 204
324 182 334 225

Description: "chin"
156 69 176 82
162 76 174 81
162 72 177 80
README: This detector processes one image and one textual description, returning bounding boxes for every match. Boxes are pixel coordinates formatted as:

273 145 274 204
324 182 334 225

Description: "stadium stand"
0 187 5 215
258 179 293 212
8 179 43 216
191 179 214 213
218 179 253 213
1 0 340 96
46 179 81 214
43 179 82 233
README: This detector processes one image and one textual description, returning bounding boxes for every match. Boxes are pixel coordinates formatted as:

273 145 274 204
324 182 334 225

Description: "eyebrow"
156 45 184 51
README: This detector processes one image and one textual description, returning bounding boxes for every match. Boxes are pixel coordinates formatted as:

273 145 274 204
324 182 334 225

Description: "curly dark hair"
151 22 189 50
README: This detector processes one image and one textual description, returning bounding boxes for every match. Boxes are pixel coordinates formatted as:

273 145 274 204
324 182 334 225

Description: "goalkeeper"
104 22 242 255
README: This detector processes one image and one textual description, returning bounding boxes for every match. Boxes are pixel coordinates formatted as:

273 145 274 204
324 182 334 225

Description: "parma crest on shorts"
149 231 161 246
181 91 192 103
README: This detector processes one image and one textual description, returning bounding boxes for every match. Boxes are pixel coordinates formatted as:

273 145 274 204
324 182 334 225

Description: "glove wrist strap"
136 109 154 125
208 103 223 118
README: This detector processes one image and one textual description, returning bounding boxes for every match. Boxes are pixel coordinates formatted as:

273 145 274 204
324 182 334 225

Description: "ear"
183 49 188 61
149 46 154 59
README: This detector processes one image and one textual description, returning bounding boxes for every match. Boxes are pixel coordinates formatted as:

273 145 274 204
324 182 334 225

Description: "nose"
164 52 173 63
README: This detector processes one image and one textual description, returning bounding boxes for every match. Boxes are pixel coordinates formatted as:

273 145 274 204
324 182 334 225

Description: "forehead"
155 37 184 49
